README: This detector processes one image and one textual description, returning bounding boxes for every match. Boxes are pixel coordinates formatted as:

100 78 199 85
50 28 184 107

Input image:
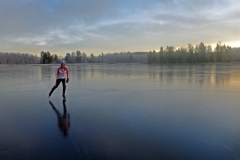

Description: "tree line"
0 52 39 64
62 42 240 64
40 51 61 64
148 42 233 64
63 51 148 64
1 42 240 64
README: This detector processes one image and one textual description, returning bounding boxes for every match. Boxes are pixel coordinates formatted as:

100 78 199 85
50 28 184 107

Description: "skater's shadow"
49 100 71 137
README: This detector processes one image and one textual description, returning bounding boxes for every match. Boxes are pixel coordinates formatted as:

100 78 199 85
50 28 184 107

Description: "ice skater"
48 61 69 100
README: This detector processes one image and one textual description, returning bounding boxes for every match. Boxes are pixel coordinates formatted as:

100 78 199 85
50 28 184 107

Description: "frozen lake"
1 64 240 159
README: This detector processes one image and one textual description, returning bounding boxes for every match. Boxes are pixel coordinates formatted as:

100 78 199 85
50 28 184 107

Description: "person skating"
49 61 69 100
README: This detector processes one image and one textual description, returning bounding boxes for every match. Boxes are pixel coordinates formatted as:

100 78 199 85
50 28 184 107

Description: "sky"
0 0 239 56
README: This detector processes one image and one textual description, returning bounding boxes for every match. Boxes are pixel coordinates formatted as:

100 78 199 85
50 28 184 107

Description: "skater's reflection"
49 100 70 137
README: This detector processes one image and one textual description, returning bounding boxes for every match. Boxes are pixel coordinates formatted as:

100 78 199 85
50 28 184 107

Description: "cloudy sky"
0 0 239 56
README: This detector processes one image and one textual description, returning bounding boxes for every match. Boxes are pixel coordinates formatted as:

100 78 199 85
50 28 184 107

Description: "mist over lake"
1 64 240 160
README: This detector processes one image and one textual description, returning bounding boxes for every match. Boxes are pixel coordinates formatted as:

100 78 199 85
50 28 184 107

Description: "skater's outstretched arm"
66 67 69 83
66 67 69 79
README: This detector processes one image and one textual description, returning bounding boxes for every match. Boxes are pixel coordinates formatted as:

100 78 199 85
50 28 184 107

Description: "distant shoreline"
1 62 240 67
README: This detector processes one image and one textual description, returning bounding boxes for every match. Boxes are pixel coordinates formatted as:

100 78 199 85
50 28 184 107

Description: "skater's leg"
49 79 60 97
62 79 66 96
49 86 57 97
61 79 66 100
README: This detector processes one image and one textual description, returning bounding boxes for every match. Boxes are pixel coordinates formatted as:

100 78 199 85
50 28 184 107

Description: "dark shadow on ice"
49 100 70 137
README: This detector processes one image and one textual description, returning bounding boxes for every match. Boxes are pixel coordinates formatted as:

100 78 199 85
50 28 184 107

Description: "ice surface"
1 64 240 159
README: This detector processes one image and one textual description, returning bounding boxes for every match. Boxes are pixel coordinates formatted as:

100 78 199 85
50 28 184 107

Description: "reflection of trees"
60 64 238 88
212 65 239 87
155 64 236 87
68 64 135 80
40 65 57 80
49 100 70 137
91 65 95 77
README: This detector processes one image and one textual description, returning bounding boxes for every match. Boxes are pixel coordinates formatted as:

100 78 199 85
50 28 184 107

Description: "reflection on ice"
1 64 240 159
49 100 70 137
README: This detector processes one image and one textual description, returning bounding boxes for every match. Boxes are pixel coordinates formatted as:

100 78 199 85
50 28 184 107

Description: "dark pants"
49 79 66 96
